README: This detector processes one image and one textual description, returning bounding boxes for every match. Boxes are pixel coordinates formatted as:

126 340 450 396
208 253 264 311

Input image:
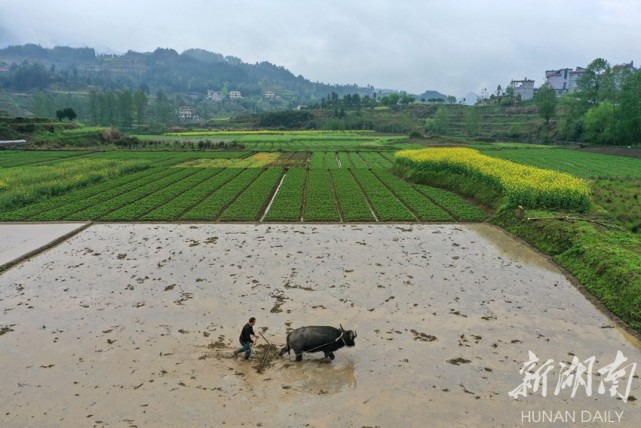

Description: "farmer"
235 317 257 360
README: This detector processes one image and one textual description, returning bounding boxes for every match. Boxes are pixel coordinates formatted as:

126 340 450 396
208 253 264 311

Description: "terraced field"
0 147 485 223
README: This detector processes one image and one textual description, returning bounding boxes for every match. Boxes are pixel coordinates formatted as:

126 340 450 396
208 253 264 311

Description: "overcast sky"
1 0 640 97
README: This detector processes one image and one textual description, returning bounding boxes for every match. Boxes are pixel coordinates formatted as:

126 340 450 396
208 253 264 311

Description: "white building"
207 90 223 101
229 91 242 99
545 67 586 95
263 91 276 99
179 106 193 120
510 78 535 101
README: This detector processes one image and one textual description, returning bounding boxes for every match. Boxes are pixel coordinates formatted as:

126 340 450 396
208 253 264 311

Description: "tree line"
87 90 148 128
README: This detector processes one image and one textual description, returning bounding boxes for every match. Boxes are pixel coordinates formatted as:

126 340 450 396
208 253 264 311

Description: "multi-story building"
178 106 193 120
545 67 586 94
207 90 223 101
509 78 535 101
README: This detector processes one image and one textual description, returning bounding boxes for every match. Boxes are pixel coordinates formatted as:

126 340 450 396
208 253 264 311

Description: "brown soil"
1 223 640 427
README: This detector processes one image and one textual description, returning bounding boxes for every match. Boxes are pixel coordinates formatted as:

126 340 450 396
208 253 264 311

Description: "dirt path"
1 223 640 427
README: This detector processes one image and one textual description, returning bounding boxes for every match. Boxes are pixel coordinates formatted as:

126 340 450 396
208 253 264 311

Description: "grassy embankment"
394 147 641 332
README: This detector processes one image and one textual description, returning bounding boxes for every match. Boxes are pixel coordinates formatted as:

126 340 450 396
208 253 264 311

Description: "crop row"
65 168 194 220
310 152 326 169
350 169 416 221
482 148 641 179
414 185 486 221
0 151 91 168
263 168 307 222
358 152 394 168
303 169 341 221
100 168 215 221
182 168 264 220
0 158 150 213
336 152 352 169
330 169 375 221
141 168 239 221
304 151 394 170
176 152 279 169
1 151 487 222
87 151 249 167
7 167 171 221
372 169 453 221
220 168 284 221
347 152 369 169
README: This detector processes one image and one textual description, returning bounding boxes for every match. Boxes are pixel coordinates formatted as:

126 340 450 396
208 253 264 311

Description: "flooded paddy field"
1 223 640 427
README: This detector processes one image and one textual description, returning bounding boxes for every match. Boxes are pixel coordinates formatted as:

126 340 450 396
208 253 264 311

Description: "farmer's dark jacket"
239 323 255 343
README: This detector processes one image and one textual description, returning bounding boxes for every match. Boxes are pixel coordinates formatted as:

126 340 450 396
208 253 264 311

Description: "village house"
178 106 193 120
509 77 535 101
263 91 276 99
613 60 636 73
207 90 223 101
545 67 586 95
229 90 242 99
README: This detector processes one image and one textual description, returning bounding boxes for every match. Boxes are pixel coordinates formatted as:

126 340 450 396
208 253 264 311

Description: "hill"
0 44 452 120
416 89 450 102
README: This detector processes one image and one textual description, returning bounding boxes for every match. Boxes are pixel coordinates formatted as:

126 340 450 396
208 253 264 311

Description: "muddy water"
0 223 87 267
1 223 640 427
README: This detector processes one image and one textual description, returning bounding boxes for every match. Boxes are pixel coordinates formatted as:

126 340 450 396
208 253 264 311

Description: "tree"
12 61 51 90
133 90 148 127
380 93 400 106
33 91 55 118
117 90 133 129
55 107 77 121
88 90 99 125
555 95 584 141
427 106 450 135
153 90 173 128
619 71 641 146
399 94 415 105
534 84 558 142
577 58 611 107
463 107 480 136
583 101 616 145
65 107 77 121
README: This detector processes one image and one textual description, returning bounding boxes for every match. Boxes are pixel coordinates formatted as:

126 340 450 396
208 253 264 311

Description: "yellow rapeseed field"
395 148 590 211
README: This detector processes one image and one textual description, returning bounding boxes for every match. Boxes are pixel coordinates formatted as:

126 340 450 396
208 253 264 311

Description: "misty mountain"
0 44 451 99
0 44 377 103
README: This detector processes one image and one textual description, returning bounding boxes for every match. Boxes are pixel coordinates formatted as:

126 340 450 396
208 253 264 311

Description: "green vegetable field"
0 143 486 223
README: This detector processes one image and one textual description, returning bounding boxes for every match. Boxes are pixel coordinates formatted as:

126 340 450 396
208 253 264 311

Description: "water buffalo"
279 324 357 361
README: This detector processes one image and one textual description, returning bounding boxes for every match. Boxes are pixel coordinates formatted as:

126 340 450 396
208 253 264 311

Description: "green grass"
591 179 641 233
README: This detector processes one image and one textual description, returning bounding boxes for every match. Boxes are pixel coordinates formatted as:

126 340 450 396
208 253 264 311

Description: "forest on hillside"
0 44 384 121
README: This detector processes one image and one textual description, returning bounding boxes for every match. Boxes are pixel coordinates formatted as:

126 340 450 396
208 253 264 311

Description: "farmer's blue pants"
237 341 252 359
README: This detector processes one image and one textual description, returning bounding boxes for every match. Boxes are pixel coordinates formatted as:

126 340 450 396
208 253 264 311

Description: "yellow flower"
395 148 590 210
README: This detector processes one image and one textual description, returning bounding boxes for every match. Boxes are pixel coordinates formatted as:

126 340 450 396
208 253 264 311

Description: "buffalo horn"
354 331 357 339
340 324 344 331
